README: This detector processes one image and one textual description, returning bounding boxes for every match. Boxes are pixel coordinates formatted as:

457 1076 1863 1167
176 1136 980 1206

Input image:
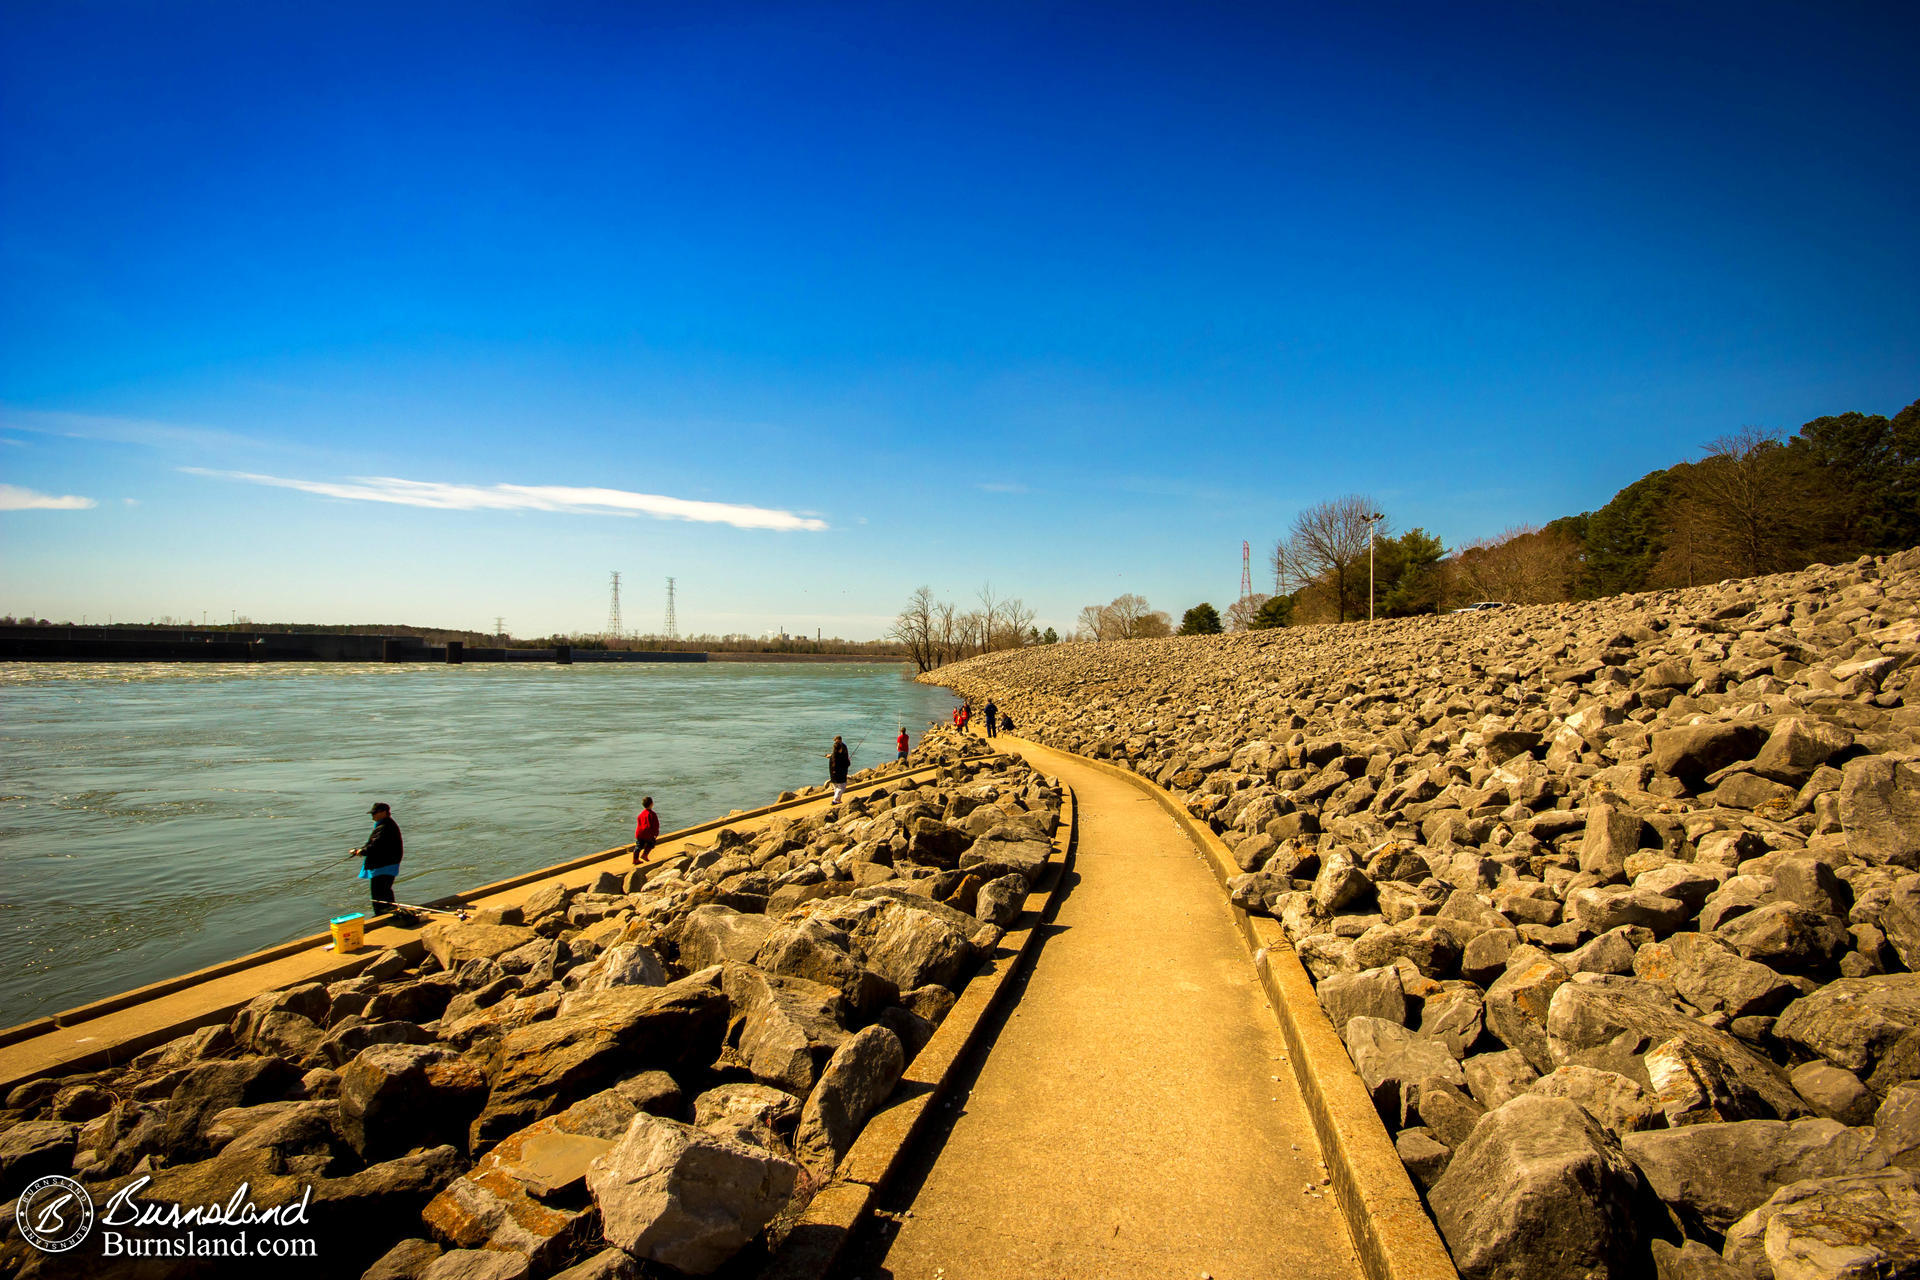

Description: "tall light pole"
1365 511 1385 622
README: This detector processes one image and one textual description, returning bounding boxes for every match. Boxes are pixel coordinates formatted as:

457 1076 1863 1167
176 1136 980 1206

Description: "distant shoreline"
704 651 908 664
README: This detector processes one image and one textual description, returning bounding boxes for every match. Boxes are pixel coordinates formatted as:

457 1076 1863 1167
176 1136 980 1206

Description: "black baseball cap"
369 802 390 815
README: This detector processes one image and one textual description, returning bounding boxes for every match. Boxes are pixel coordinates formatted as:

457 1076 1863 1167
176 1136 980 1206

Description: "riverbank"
0 728 1070 1278
928 549 1920 1278
0 662 956 1025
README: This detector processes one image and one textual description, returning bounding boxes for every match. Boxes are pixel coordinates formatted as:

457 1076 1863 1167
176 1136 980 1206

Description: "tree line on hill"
899 396 1916 664
1175 395 1919 631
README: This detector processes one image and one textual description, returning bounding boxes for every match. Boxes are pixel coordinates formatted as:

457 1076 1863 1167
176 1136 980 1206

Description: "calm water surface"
0 661 956 1025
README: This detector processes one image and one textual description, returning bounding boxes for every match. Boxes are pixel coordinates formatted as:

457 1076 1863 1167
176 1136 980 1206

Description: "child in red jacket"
632 797 660 866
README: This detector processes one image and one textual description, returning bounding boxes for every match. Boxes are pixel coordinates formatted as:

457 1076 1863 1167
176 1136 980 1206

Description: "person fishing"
351 801 403 915
827 734 851 803
632 796 660 866
896 726 909 763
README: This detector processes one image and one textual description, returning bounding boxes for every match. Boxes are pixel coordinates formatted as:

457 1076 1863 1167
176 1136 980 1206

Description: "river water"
0 661 956 1026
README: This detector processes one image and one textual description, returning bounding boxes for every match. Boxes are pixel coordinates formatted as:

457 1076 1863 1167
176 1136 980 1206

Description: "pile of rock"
935 550 1920 1279
0 731 1063 1279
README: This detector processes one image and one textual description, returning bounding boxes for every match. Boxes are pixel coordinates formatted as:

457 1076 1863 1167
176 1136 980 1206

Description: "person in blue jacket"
352 801 403 914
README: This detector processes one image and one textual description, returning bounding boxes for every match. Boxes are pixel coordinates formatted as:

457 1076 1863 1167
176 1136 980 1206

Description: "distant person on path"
896 727 909 763
632 796 660 866
827 735 851 802
1000 711 1015 734
959 703 971 733
984 700 998 738
352 801 403 915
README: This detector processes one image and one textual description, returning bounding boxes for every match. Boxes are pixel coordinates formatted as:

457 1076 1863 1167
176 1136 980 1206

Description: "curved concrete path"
845 736 1363 1280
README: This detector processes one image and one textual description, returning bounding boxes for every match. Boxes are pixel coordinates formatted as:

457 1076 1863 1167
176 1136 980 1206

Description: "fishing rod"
384 900 470 922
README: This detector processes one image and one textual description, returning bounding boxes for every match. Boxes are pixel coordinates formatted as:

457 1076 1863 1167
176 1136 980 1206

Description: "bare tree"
1224 592 1272 632
1281 496 1380 622
1076 593 1170 640
1105 593 1154 637
1448 526 1579 605
1677 429 1807 580
889 586 939 673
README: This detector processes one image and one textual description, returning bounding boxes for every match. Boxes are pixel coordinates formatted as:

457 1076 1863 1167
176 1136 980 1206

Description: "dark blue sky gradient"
3 3 1916 633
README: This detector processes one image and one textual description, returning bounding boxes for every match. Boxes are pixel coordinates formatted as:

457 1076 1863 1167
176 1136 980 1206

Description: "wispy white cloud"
977 481 1029 494
0 484 96 511
3 408 264 452
181 468 829 531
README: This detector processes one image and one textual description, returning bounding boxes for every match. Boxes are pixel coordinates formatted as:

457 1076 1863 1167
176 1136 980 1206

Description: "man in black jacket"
827 736 851 804
353 802 404 914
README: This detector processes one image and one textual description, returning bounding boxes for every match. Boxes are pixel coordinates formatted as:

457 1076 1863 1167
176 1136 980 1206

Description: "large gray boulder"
795 1024 905 1174
1546 978 1805 1123
753 917 893 1015
1879 874 1920 972
1749 717 1853 785
1839 756 1920 869
676 906 777 970
473 972 728 1148
1773 974 1920 1096
1317 965 1408 1035
1342 1016 1466 1129
974 873 1028 927
1871 1082 1920 1174
1580 803 1644 881
1464 1049 1541 1111
0 1120 77 1198
957 831 1052 884
1568 886 1692 936
1712 902 1850 973
1634 932 1798 1019
811 896 975 993
1530 1066 1660 1138
338 1044 489 1161
1485 955 1571 1075
1651 723 1768 786
1313 850 1373 914
1427 1094 1646 1280
1721 1169 1920 1280
719 964 852 1096
1621 1117 1882 1233
587 1113 799 1276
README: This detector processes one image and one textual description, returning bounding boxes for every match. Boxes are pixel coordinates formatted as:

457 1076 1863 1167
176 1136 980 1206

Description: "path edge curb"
755 764 1079 1280
1057 746 1458 1280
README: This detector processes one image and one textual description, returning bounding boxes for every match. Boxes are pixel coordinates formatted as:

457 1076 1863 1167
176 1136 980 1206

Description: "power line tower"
606 572 623 638
494 616 505 640
664 577 678 640
1240 540 1253 605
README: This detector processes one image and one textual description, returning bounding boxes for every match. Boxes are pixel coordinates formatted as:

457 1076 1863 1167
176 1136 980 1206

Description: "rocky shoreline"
932 550 1920 1280
0 731 1062 1279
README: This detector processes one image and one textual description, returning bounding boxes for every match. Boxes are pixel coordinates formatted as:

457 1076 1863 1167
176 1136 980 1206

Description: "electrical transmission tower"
494 616 505 639
606 572 623 638
664 577 678 640
1240 540 1254 604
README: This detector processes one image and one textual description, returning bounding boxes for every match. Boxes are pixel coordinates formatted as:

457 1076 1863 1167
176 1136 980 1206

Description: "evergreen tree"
1178 603 1224 635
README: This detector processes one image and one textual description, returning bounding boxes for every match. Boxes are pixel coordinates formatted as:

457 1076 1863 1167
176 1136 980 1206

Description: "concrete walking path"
849 735 1364 1280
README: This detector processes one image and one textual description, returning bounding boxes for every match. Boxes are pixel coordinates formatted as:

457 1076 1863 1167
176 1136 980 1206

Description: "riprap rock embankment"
933 550 1920 1280
0 732 1059 1279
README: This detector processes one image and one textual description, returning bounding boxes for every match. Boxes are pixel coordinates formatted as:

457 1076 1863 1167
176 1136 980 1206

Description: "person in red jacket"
632 796 660 866
896 727 909 763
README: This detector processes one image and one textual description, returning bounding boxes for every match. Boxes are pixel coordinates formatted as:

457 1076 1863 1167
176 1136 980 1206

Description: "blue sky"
4 2 1916 638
